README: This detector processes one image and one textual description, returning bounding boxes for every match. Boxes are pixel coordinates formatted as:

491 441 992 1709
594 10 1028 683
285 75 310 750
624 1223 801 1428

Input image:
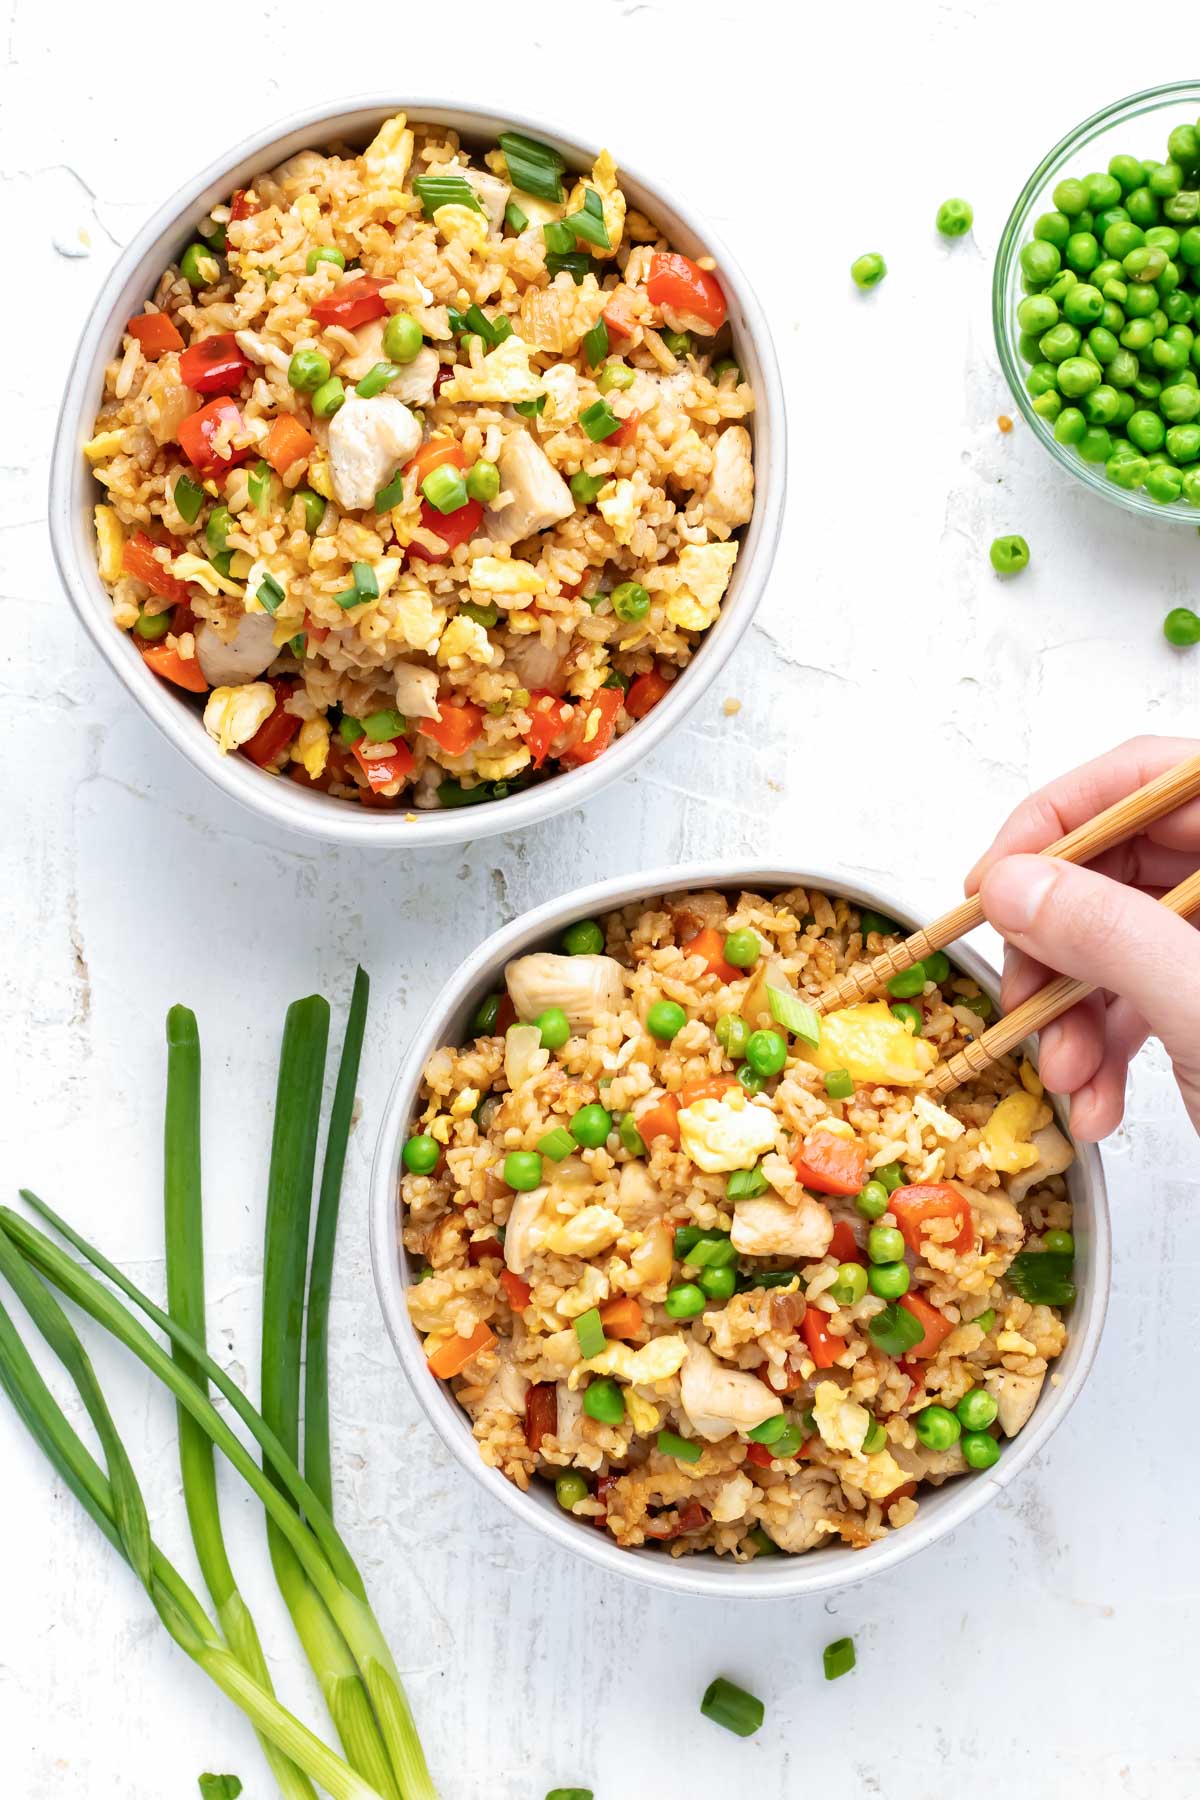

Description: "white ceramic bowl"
49 98 785 848
370 863 1110 1598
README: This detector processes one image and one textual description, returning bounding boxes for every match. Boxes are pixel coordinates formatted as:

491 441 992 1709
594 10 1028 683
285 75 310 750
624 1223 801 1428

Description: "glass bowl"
994 80 1200 525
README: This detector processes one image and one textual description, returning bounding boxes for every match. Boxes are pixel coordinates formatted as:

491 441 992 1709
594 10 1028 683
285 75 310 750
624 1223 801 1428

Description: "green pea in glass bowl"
995 81 1200 524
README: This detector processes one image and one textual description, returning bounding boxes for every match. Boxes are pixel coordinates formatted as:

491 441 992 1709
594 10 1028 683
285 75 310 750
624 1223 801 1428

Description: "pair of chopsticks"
815 752 1200 1095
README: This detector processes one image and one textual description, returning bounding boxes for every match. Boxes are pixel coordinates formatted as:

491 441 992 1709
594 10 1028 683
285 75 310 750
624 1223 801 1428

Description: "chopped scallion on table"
823 1636 857 1680
701 1676 764 1738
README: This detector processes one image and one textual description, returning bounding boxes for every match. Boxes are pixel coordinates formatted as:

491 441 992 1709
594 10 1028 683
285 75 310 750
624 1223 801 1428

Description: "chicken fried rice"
401 888 1078 1559
85 114 754 810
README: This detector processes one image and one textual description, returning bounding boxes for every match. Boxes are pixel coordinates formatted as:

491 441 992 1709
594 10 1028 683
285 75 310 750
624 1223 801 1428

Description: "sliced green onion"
745 1526 778 1556
573 1307 606 1359
686 1234 737 1270
459 600 499 628
673 1225 704 1257
823 1636 856 1681
338 716 364 746
499 131 565 203
971 1307 996 1333
288 633 306 658
824 1069 855 1100
205 505 232 556
504 201 528 234
333 587 364 610
298 490 325 534
861 1417 887 1454
727 1164 768 1200
412 175 482 217
513 395 547 418
422 465 469 513
700 1676 764 1739
543 220 576 256
174 473 205 525
256 573 284 615
362 708 404 743
536 1127 575 1162
546 252 593 285
657 1429 702 1464
596 362 635 394
351 562 378 600
565 190 611 250
766 984 821 1046
1004 1250 1076 1307
583 319 609 367
580 399 621 441
374 469 405 512
462 303 511 349
248 460 272 516
739 1268 801 1289
354 362 401 399
570 469 608 504
867 1302 924 1357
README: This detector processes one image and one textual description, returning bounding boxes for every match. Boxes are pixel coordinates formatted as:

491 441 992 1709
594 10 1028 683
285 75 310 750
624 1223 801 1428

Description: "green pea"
990 531 1031 573
306 246 346 274
1064 232 1099 273
1126 186 1160 228
1062 282 1104 325
1107 348 1139 388
535 1006 570 1050
646 1000 687 1041
555 1471 589 1511
962 991 994 1019
698 1264 737 1301
466 460 500 504
133 608 171 641
915 1405 961 1451
1052 178 1088 216
503 1150 543 1190
1109 154 1145 195
1057 356 1101 397
1165 189 1200 224
1167 424 1200 463
868 1225 904 1264
723 929 760 969
1086 330 1119 367
1083 384 1120 424
1026 361 1060 398
716 1013 749 1059
824 1069 855 1100
1017 296 1059 339
1145 463 1184 503
180 242 220 288
737 1065 766 1096
597 362 636 394
935 197 973 238
661 327 693 357
1085 171 1122 210
288 348 331 392
891 1002 923 1035
1103 220 1143 260
876 1162 904 1194
745 1030 787 1078
1124 244 1168 282
962 1430 1001 1470
570 1103 612 1148
1147 224 1182 256
830 1262 869 1306
922 951 951 985
618 1111 646 1156
402 1135 440 1175
381 311 423 363
1078 425 1113 464
1151 159 1185 198
1038 321 1081 364
1182 468 1200 505
855 1181 889 1221
563 918 604 955
851 252 887 289
1181 226 1200 266
665 1283 706 1319
956 1387 999 1432
1129 403 1168 444
1020 239 1061 286
886 962 925 999
1164 607 1200 645
1033 210 1071 248
1032 390 1062 422
583 1377 624 1425
1153 336 1189 373
868 1261 910 1300
1045 268 1079 303
1107 452 1149 490
1054 406 1087 445
1160 382 1200 422
611 581 650 622
311 377 345 418
1166 290 1196 324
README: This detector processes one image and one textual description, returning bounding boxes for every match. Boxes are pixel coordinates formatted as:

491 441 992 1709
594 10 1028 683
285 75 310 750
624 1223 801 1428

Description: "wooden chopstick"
927 866 1200 1095
817 750 1200 1014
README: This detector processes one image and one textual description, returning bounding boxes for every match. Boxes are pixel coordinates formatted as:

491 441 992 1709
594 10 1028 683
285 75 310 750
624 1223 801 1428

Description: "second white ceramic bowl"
370 863 1110 1599
49 98 785 848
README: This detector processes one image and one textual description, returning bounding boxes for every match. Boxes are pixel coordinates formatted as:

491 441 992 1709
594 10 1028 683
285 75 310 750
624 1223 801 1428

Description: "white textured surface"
2 4 1198 1796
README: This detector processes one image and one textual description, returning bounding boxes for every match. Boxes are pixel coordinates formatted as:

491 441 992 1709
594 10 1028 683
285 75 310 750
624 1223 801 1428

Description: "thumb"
979 855 1200 1077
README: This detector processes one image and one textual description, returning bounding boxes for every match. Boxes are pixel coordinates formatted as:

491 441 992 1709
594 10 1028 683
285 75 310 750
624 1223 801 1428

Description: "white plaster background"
2 2 1198 1795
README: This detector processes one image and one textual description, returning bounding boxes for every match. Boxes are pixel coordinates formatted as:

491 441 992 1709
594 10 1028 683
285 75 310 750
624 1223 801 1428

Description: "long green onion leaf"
412 176 482 218
564 190 610 250
498 131 565 203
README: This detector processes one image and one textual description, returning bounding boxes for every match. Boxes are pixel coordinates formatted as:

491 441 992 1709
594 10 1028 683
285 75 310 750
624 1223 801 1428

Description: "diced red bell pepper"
179 332 250 395
828 1220 867 1266
520 693 574 769
122 531 189 602
744 1441 776 1469
644 1500 710 1540
229 188 257 221
646 250 728 331
242 684 301 770
890 1184 974 1258
609 409 640 448
263 414 315 473
126 311 183 357
303 615 331 644
625 668 671 719
140 642 208 693
898 1292 954 1360
801 1307 843 1369
351 734 415 791
466 1237 504 1266
310 274 389 330
792 1129 868 1197
176 396 253 475
500 1267 532 1309
602 289 638 338
525 1382 557 1452
408 497 484 562
417 700 485 758
680 926 737 984
560 686 623 766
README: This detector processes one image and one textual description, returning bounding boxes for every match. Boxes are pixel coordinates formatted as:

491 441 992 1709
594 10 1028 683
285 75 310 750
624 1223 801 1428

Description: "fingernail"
980 856 1059 935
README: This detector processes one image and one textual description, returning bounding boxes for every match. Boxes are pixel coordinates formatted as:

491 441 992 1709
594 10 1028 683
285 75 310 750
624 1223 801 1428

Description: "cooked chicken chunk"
730 1193 833 1259
336 318 387 382
392 660 441 720
338 325 440 406
503 1185 549 1276
679 1340 783 1442
767 1470 843 1553
480 1343 528 1416
194 611 278 686
487 430 574 545
703 425 754 530
327 394 422 511
463 166 510 232
502 629 572 695
504 952 626 1030
983 1367 1046 1436
1005 1123 1075 1202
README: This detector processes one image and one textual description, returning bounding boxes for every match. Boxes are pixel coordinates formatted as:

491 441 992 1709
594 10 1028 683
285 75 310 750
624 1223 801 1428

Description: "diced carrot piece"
744 1441 776 1469
602 290 638 338
883 1480 919 1507
426 1321 497 1379
828 1220 866 1266
890 1183 974 1257
122 531 190 602
263 414 315 474
678 1075 739 1106
126 311 183 357
406 438 467 488
792 1128 868 1197
626 668 672 719
609 409 640 448
140 642 208 693
801 1307 842 1369
598 1296 643 1339
680 926 738 984
560 686 622 766
636 1094 681 1146
500 1268 532 1310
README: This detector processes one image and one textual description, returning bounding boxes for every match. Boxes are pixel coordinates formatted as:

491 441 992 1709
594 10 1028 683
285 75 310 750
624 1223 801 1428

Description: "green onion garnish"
412 175 482 217
504 201 528 234
739 1268 801 1289
288 632 306 658
375 469 405 512
867 1302 924 1357
333 587 363 609
543 220 576 257
1004 1251 1076 1307
700 1677 764 1739
583 319 609 367
766 984 821 1046
248 459 272 516
580 399 622 442
536 1126 575 1162
674 1224 704 1258
173 473 205 525
338 715 365 746
823 1636 856 1681
459 601 499 628
197 1777 241 1800
657 1430 702 1464
462 304 512 349
545 252 593 285
355 361 401 398
726 1164 768 1201
499 131 566 203
824 1069 855 1100
746 1526 778 1556
205 505 232 556
564 189 611 250
256 573 284 614
211 550 234 577
362 708 405 743
447 307 467 334
352 561 379 599
573 1308 606 1359
513 395 547 419
570 470 608 504
685 1234 737 1270
421 465 469 514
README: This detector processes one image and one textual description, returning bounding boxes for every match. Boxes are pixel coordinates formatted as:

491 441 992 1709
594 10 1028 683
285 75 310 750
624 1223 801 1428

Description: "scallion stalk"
498 131 565 203
766 984 822 1046
412 175 482 217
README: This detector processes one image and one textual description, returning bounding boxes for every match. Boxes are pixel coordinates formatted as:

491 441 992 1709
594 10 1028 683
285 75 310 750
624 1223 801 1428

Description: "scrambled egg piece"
440 334 544 405
468 556 547 598
94 505 124 582
812 1380 870 1456
203 682 275 754
437 615 496 668
1019 1058 1044 1099
556 1264 610 1319
664 542 739 631
982 1091 1051 1174
597 478 638 545
678 1090 778 1173
913 1093 965 1141
84 429 126 463
307 456 333 501
292 717 330 781
475 746 532 781
829 1447 909 1501
566 149 626 258
625 1389 661 1434
362 114 414 191
544 1205 623 1258
169 551 243 599
390 578 445 651
577 1334 688 1389
541 362 580 421
449 1088 479 1119
433 203 489 254
798 1002 937 1087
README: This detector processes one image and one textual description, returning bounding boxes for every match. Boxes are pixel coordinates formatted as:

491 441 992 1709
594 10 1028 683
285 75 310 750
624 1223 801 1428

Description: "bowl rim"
994 78 1200 526
369 861 1111 1600
48 94 786 848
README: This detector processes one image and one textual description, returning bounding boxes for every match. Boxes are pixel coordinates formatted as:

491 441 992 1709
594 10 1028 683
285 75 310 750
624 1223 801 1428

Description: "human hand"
966 736 1200 1140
